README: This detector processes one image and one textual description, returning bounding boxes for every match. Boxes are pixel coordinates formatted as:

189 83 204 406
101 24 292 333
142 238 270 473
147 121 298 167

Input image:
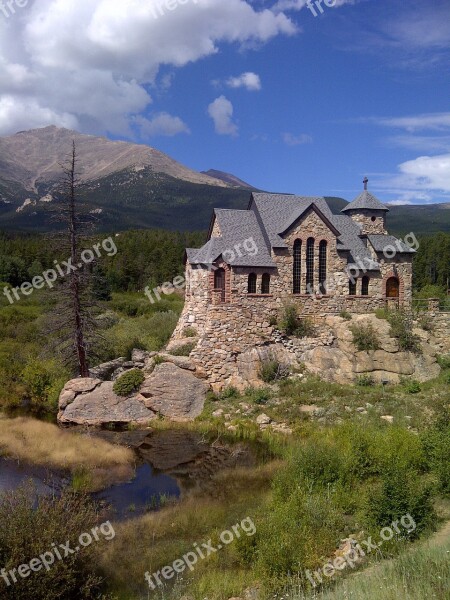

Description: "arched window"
319 240 327 294
306 238 315 294
293 239 301 294
214 268 226 302
261 273 271 294
361 276 370 296
248 273 257 294
349 279 357 296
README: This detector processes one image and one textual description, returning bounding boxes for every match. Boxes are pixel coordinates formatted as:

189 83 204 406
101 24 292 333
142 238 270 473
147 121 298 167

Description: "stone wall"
346 209 387 235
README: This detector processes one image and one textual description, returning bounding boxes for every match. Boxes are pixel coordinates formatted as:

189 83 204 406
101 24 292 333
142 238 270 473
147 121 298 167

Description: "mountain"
201 169 255 189
0 126 449 235
325 197 450 236
0 126 255 231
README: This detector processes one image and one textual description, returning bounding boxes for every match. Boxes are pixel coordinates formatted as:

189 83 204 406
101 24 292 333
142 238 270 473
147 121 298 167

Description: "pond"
0 428 259 520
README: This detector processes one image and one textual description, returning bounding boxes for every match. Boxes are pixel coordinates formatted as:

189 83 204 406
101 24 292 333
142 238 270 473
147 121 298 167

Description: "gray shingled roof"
368 235 416 254
188 209 275 267
186 192 402 271
342 191 389 213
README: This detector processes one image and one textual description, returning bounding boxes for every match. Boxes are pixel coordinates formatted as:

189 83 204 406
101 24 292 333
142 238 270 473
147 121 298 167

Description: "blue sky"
1 0 449 204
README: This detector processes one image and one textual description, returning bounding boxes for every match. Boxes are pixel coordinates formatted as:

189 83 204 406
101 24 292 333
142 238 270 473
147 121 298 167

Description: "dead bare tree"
46 142 95 377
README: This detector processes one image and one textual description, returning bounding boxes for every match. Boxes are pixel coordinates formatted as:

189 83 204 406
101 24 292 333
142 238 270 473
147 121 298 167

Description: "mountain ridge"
0 126 449 236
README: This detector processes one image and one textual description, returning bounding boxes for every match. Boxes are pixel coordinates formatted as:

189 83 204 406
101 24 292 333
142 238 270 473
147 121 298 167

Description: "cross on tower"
363 177 369 191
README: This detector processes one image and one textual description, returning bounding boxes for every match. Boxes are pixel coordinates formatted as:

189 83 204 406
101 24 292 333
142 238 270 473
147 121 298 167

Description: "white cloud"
273 0 357 12
208 96 238 137
0 0 296 137
226 72 261 91
386 135 450 153
376 112 450 132
282 132 312 146
375 153 450 203
135 113 190 137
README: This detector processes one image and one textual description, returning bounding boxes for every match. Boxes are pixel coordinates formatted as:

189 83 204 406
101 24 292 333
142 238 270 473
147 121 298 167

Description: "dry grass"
0 417 135 491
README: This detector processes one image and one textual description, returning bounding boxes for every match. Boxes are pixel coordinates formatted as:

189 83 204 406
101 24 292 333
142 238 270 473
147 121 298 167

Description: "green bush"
350 323 380 351
277 303 315 338
386 309 422 353
356 374 375 387
169 342 196 357
219 386 240 400
339 310 352 321
259 359 289 383
182 327 197 338
437 354 450 370
113 369 145 396
403 379 422 394
363 467 436 537
0 485 113 600
21 358 69 411
245 387 271 405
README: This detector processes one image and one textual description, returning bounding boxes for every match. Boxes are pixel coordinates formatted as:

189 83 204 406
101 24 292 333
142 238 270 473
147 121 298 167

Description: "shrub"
277 303 299 335
21 358 69 411
363 467 436 538
375 307 389 320
219 386 240 400
350 323 380 351
0 485 113 600
113 369 145 396
182 327 197 338
245 387 271 405
416 312 434 332
386 310 421 354
259 359 290 383
421 419 450 496
277 304 315 338
169 342 196 357
339 310 352 321
437 354 450 370
403 379 422 394
356 374 375 387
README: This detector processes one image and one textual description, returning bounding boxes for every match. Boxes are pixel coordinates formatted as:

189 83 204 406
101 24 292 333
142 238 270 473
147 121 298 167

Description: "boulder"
58 381 157 426
256 414 271 425
89 359 126 380
140 362 208 421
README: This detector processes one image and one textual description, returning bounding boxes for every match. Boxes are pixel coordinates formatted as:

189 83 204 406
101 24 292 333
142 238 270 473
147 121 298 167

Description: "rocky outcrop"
140 363 209 421
58 362 208 426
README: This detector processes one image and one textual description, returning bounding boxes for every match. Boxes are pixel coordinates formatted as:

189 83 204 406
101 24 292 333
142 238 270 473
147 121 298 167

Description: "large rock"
58 381 157 426
58 362 209 425
140 362 208 421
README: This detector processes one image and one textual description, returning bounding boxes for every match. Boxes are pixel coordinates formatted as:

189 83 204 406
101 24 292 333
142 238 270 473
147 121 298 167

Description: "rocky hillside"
0 126 251 232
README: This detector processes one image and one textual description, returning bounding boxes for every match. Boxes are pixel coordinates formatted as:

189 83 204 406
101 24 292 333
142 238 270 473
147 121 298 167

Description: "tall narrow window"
349 279 357 296
293 239 302 294
261 273 271 294
319 240 327 294
361 276 369 296
248 273 257 294
306 238 315 294
214 268 226 302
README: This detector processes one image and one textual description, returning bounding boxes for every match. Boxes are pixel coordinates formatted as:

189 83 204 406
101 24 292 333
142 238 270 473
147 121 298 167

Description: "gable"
280 205 341 241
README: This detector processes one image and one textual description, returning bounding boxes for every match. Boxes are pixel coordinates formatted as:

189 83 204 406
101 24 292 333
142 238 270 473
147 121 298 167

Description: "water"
0 458 63 496
0 428 257 519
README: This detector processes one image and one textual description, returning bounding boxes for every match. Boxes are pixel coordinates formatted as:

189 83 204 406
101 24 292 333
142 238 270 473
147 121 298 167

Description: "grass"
289 522 450 600
98 463 278 600
0 417 135 491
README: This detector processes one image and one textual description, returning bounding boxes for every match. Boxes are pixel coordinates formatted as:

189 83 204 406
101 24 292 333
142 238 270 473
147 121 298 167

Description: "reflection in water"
94 463 180 519
0 459 62 496
0 429 258 520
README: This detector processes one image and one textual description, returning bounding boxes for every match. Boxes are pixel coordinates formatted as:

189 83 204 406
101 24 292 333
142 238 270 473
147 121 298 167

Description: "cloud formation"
282 132 313 146
0 0 296 137
226 72 262 91
208 96 238 136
